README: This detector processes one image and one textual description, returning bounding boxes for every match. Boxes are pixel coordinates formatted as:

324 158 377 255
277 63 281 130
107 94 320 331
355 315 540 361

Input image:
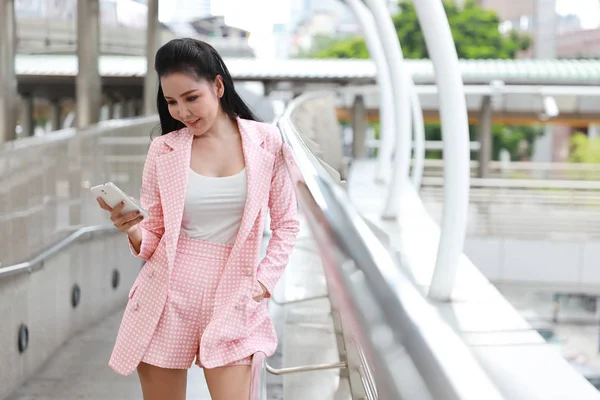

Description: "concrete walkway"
6 311 211 400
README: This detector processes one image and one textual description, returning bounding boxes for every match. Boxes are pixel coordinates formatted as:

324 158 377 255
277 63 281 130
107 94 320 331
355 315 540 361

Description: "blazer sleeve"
128 139 165 261
256 137 300 297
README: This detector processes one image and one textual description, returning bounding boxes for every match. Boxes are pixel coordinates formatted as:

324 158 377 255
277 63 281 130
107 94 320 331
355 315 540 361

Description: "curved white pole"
343 0 395 185
363 0 412 219
410 81 425 192
413 0 470 301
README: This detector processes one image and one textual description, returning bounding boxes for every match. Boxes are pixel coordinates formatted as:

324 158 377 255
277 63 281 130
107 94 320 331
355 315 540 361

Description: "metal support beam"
342 0 396 184
477 95 492 178
413 0 471 301
106 97 116 120
361 0 412 220
263 81 275 97
0 0 17 146
144 0 160 116
266 361 347 375
51 99 62 131
122 98 136 118
21 95 35 137
410 81 425 191
351 94 367 159
270 293 328 306
76 0 101 129
114 97 124 119
135 99 143 116
131 99 139 117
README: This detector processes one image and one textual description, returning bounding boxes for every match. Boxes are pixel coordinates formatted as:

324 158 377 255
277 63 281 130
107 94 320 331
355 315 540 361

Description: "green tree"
491 125 543 161
421 123 542 161
310 0 530 60
569 133 600 164
306 0 535 161
296 35 347 58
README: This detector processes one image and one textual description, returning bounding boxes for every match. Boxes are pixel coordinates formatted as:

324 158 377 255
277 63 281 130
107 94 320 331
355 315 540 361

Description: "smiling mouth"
185 118 200 125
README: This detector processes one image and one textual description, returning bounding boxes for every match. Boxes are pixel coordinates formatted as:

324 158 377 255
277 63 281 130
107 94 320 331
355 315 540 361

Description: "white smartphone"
90 182 149 219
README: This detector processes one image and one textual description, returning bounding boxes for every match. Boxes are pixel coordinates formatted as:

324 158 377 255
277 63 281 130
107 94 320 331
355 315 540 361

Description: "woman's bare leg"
137 362 188 400
204 365 251 400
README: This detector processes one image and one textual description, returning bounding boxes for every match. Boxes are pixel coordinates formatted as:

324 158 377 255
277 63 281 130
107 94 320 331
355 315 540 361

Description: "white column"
51 99 62 131
361 0 412 220
477 96 492 178
351 94 367 158
413 0 471 301
144 0 160 116
76 0 101 128
0 0 17 145
343 0 395 184
106 96 116 120
21 95 35 137
589 124 600 139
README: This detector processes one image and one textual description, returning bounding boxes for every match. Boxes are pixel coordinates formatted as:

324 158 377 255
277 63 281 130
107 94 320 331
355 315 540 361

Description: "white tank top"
180 167 247 245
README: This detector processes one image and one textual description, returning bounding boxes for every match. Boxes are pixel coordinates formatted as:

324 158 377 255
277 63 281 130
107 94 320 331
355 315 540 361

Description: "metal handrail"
422 176 600 190
0 225 117 280
420 159 600 173
278 91 505 400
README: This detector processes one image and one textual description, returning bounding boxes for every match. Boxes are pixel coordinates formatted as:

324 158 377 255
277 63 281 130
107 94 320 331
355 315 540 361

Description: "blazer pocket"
251 280 265 302
128 282 139 299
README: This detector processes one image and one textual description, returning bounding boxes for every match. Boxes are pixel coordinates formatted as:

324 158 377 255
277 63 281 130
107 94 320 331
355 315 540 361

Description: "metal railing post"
410 80 426 192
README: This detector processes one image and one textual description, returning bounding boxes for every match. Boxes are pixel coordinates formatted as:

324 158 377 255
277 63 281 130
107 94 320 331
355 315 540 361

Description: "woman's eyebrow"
164 89 198 99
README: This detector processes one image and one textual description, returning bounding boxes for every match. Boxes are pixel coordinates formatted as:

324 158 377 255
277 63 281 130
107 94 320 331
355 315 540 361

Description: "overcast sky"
557 0 600 28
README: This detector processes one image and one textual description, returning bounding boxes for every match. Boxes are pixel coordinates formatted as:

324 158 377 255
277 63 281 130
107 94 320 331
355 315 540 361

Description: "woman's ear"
214 75 225 98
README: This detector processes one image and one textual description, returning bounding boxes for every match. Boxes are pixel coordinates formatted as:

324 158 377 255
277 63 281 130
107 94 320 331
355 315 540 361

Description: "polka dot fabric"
141 236 252 369
109 118 300 376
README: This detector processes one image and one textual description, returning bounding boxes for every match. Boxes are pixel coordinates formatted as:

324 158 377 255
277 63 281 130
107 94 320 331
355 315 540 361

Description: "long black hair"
154 38 259 135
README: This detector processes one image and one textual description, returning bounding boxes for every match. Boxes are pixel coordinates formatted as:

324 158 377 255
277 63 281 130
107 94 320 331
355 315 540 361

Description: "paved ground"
5 311 210 400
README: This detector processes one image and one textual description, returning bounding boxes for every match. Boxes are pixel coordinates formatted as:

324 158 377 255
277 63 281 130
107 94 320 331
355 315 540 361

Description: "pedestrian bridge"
3 0 600 398
1 90 600 400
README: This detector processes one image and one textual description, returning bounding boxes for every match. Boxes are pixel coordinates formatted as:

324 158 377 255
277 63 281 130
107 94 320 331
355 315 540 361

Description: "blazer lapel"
228 118 274 263
156 129 193 272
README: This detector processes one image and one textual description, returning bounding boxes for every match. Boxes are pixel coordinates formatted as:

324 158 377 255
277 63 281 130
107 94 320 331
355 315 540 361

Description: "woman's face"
160 72 224 136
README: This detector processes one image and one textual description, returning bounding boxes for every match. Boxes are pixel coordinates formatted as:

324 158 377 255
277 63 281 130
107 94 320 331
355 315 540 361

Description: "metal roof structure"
15 54 600 86
336 84 600 126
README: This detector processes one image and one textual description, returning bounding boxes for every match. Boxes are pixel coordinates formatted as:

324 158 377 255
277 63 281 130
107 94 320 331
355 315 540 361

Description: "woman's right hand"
97 198 144 233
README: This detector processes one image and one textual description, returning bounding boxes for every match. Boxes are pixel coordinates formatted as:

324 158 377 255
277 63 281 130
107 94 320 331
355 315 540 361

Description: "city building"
286 0 398 57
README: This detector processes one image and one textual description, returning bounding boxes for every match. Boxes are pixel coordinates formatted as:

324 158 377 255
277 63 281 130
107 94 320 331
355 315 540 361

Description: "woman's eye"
187 96 198 102
166 100 176 106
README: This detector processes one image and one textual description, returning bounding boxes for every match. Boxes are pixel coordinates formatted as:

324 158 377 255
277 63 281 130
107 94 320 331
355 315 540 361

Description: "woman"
97 38 299 399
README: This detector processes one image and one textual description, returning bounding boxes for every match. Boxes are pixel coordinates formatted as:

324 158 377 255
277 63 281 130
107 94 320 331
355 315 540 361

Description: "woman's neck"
200 112 237 140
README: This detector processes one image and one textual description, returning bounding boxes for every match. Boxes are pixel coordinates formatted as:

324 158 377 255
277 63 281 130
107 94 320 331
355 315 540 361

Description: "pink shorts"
141 236 252 369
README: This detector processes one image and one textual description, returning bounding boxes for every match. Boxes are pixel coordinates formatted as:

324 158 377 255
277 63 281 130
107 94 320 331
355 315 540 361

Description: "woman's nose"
178 105 191 119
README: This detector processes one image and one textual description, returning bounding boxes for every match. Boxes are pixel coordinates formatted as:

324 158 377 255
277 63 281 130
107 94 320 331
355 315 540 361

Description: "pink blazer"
109 118 299 375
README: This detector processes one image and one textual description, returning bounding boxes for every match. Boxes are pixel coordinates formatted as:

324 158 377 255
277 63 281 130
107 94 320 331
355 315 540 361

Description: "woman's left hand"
252 281 268 302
